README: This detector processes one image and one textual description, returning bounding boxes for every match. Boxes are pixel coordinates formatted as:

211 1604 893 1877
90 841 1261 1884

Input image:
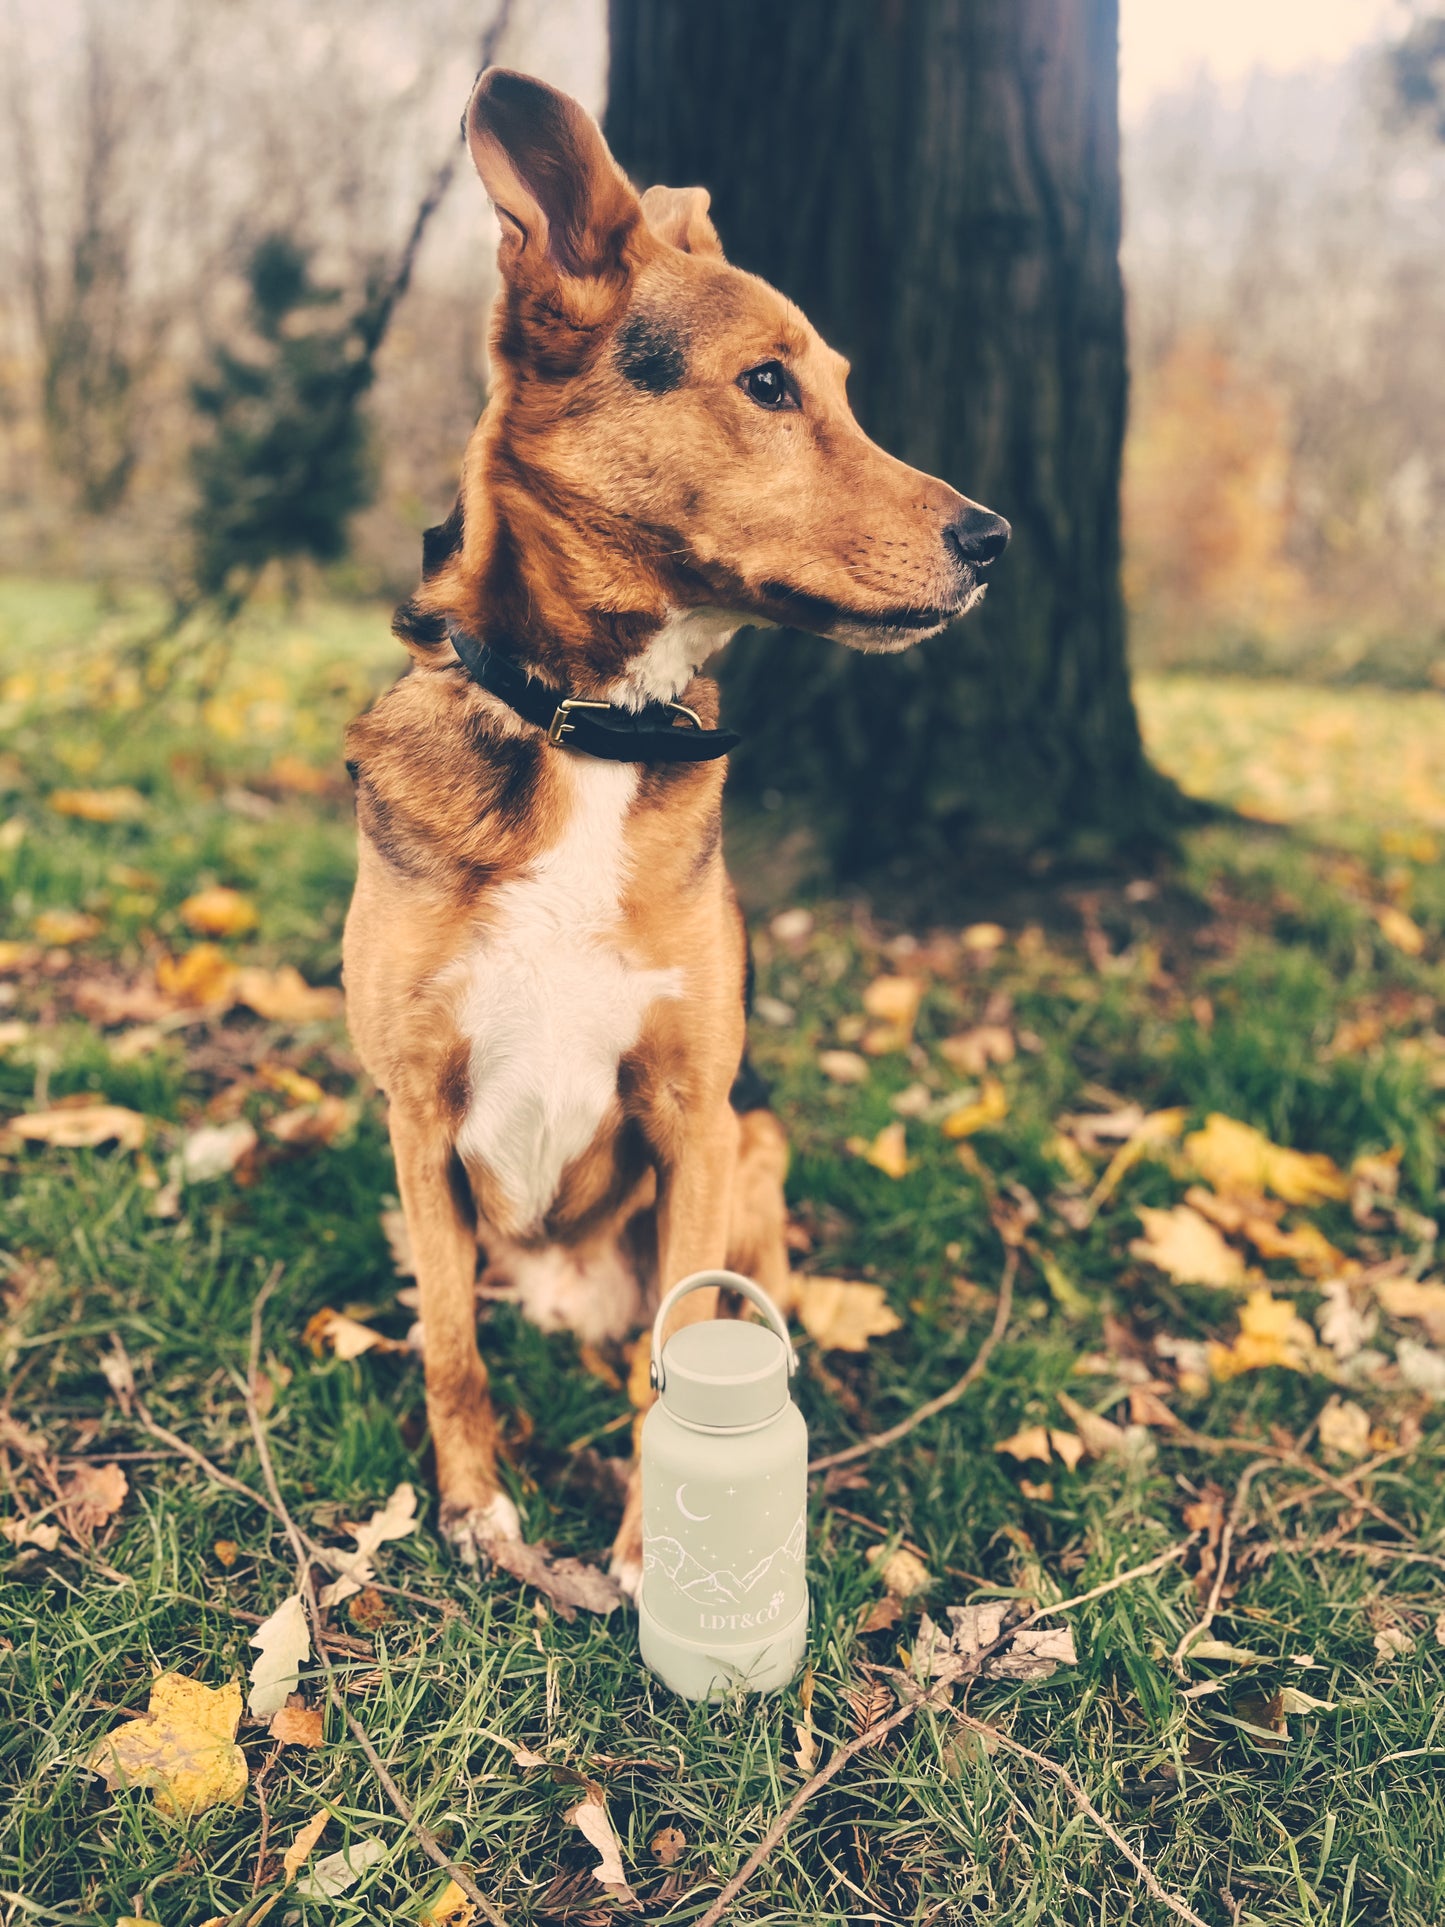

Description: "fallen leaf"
1316 1395 1371 1459
233 964 342 1024
248 1592 311 1718
88 1673 247 1816
941 1075 1009 1139
0 939 39 970
794 1276 902 1352
960 922 1006 953
770 907 813 944
1131 1203 1246 1288
1055 1389 1128 1457
282 1810 330 1880
1237 1214 1348 1279
1 1517 61 1551
34 908 102 945
486 1537 623 1620
5 1104 145 1151
1396 1338 1445 1401
818 1048 869 1084
270 1698 325 1749
651 1826 686 1867
1277 1685 1336 1715
1375 1278 1445 1345
269 753 333 797
294 1839 386 1898
1184 1114 1349 1206
316 1482 418 1608
792 1711 818 1774
419 1877 481 1926
1317 1279 1375 1361
1373 1624 1414 1664
939 1024 1015 1077
268 1095 354 1146
304 1307 407 1362
1186 1638 1266 1666
258 1064 326 1105
913 1603 1077 1682
858 1595 903 1633
1208 1290 1322 1381
994 1426 1085 1471
48 786 145 823
180 886 258 937
848 1120 912 1178
1374 905 1425 956
567 1785 636 1905
866 1545 931 1598
213 1540 238 1568
59 1461 128 1537
156 943 238 1006
178 1119 258 1184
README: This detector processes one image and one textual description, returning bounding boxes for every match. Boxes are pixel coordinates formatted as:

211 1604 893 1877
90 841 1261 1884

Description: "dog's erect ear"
466 68 642 283
639 184 724 259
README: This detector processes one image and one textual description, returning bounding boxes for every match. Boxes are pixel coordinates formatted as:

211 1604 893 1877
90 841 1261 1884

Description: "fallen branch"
691 1540 1200 1927
1170 1457 1273 1676
241 1269 509 1927
809 1251 1016 1474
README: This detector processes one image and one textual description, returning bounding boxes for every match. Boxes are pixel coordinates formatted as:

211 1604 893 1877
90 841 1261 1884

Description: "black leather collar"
448 621 739 764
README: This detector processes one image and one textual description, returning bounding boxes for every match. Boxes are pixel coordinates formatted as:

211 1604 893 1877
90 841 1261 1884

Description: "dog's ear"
640 185 724 259
466 69 642 286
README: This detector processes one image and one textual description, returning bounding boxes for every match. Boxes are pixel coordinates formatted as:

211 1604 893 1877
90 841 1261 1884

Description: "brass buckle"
545 697 610 746
666 701 703 730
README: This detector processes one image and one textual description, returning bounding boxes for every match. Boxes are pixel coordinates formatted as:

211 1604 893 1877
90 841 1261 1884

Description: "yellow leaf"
866 1545 932 1597
1184 1114 1348 1205
941 1075 1008 1139
993 1425 1085 1470
5 1104 146 1152
268 1096 354 1147
304 1307 406 1361
1131 1203 1247 1288
939 1024 1015 1076
859 975 923 1054
48 786 145 823
0 939 40 971
234 965 342 1024
282 1809 331 1880
180 886 258 937
258 1063 327 1105
1208 1289 1320 1381
156 943 238 1007
88 1673 247 1816
960 922 1006 953
33 908 102 946
1374 904 1425 956
420 1877 479 1926
848 1120 912 1178
794 1276 902 1353
1239 1215 1347 1279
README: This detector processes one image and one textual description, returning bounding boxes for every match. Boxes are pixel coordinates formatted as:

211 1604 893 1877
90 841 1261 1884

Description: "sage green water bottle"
638 1270 809 1701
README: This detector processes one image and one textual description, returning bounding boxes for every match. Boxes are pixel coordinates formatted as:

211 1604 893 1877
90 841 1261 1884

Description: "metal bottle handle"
650 1269 797 1392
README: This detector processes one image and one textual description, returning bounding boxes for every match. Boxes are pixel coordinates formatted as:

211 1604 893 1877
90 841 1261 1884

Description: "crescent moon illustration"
675 1483 711 1522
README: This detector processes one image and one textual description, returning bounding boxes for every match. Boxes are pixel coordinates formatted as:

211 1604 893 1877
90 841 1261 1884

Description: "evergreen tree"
189 234 375 610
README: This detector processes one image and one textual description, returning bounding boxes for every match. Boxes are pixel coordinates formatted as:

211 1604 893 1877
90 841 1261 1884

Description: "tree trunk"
606 0 1167 876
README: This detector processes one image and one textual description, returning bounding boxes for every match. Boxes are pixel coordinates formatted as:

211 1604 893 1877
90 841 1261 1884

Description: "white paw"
607 1550 643 1603
440 1490 523 1566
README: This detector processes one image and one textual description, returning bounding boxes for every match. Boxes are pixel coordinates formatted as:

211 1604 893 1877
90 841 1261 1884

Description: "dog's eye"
739 361 795 411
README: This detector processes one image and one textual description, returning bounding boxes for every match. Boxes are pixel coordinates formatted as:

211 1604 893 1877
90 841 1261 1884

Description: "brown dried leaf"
567 1784 636 1906
269 1697 324 1749
487 1538 623 1621
650 1826 686 1867
60 1461 128 1536
913 1604 1077 1683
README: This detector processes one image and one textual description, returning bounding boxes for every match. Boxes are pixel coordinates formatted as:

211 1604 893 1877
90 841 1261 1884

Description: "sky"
1119 0 1407 121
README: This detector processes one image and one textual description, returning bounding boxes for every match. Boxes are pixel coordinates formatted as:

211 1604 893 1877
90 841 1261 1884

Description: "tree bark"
606 0 1167 875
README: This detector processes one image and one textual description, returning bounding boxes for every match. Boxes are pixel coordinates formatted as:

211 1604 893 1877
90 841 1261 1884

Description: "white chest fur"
452 758 681 1235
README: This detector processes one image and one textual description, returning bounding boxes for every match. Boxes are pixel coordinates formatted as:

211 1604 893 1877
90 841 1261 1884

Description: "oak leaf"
794 1277 902 1352
248 1592 311 1718
316 1482 417 1607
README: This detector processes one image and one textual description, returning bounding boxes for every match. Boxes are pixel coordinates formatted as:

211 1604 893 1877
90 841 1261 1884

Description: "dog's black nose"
945 505 1011 569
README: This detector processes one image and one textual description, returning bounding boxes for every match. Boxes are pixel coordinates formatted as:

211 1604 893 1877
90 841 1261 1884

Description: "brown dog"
342 68 1009 1591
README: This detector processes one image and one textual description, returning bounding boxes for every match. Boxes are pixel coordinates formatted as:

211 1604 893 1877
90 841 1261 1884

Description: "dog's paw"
607 1521 644 1603
439 1490 522 1567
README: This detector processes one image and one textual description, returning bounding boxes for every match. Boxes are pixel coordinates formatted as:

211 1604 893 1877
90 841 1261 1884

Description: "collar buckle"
545 697 611 747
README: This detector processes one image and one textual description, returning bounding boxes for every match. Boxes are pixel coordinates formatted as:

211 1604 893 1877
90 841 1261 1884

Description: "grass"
1 577 1444 1926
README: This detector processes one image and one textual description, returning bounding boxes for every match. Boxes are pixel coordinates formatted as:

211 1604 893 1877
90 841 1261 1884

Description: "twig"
691 1540 1198 1927
809 1250 1016 1473
241 1269 509 1927
1171 1457 1273 1675
950 1714 1209 1927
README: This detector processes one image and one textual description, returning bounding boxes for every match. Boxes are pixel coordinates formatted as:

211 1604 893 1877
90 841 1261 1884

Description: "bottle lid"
659 1319 790 1429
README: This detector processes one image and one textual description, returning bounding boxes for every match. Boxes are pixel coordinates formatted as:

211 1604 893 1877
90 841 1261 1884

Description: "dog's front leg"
609 1098 740 1595
389 1107 520 1562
